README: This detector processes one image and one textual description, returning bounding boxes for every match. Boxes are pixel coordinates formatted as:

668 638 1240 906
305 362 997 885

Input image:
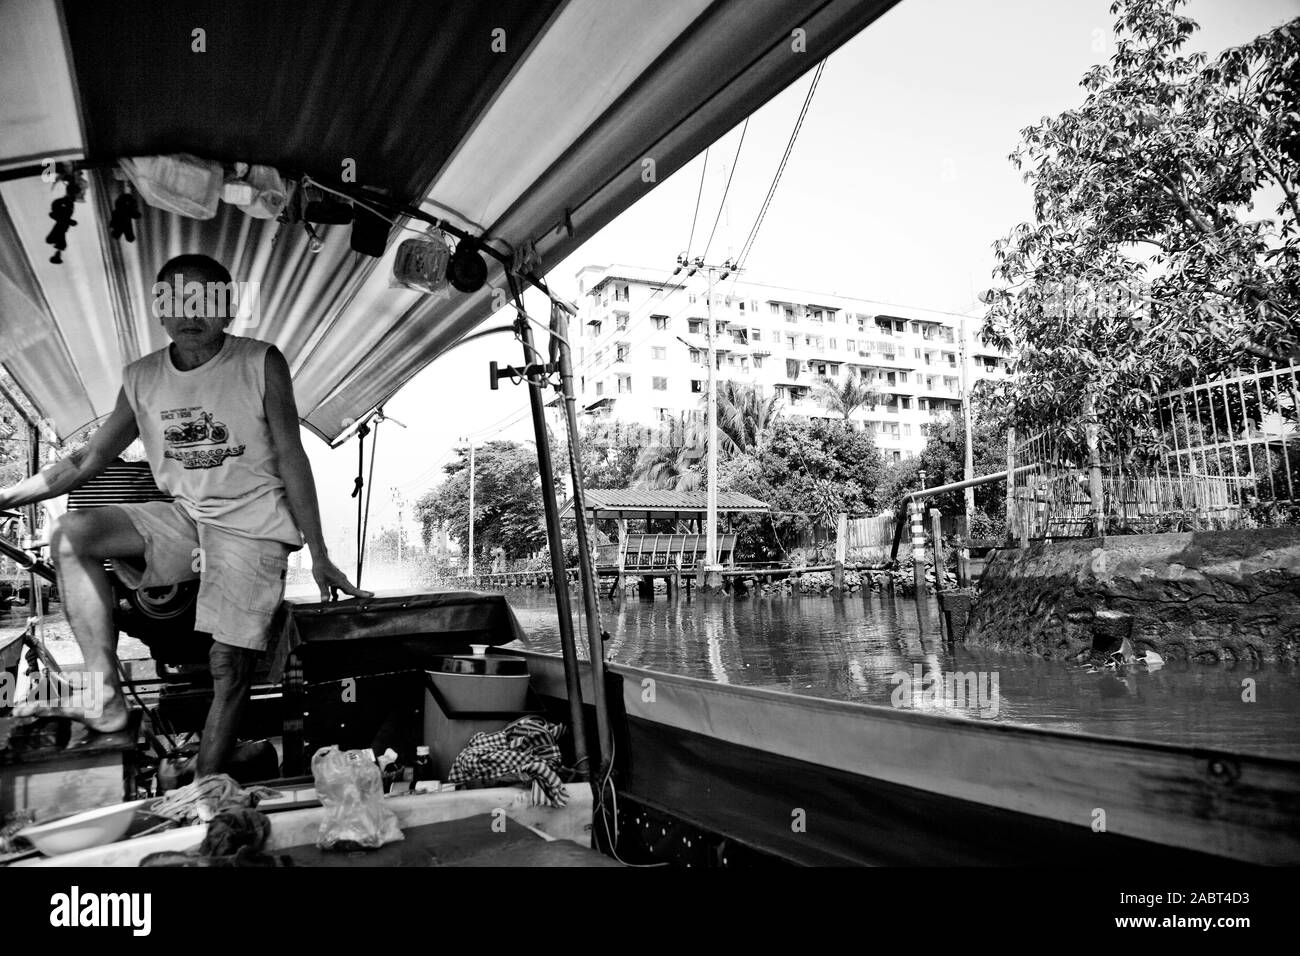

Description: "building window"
895 320 905 332
689 349 702 364
617 375 632 394
903 424 912 436
786 358 800 379
615 312 629 331
590 320 602 337
652 315 669 330
689 293 697 304
614 283 629 302
688 318 704 334
892 451 901 462
751 329 762 342
651 346 666 360
785 334 797 349
847 339 856 351
615 345 628 363
753 355 764 369
691 380 703 393
652 376 667 391
828 364 839 376
769 302 780 315
596 381 604 396
829 338 837 350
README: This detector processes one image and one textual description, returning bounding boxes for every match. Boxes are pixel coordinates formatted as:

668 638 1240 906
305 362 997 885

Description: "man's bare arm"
263 347 370 600
0 388 139 511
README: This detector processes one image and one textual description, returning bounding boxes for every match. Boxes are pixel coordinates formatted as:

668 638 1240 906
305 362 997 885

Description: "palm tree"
715 381 783 454
632 439 703 491
815 371 879 423
632 383 783 489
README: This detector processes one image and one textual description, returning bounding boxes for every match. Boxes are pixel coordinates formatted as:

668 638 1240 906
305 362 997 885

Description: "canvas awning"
0 0 900 446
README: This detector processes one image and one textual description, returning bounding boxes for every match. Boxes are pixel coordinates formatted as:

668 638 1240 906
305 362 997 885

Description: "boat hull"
516 649 1300 866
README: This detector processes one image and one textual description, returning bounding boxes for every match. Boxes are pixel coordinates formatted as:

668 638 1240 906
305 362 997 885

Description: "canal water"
499 588 1300 759
6 588 1297 759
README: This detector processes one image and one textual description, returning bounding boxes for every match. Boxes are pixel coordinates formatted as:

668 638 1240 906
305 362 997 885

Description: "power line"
736 58 827 270
700 118 749 262
684 148 709 258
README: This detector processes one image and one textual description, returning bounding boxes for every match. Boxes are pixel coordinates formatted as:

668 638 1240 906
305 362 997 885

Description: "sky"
301 0 1300 557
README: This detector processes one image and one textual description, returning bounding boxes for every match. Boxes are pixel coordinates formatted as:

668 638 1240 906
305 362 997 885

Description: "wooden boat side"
515 649 1300 864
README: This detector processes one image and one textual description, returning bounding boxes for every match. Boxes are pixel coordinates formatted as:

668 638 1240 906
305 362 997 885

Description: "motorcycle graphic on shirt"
161 407 245 469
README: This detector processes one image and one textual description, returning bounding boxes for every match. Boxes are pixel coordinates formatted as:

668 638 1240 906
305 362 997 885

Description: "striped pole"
910 500 927 593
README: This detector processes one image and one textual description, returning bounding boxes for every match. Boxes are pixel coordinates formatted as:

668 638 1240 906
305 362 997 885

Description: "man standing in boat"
0 254 370 775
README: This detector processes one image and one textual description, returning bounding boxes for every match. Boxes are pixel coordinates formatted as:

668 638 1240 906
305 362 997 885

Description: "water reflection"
505 589 1300 759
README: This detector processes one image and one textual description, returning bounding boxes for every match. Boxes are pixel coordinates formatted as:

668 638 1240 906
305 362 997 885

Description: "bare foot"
12 688 129 733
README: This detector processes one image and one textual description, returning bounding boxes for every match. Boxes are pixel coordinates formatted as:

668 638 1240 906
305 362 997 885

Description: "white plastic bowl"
16 799 152 857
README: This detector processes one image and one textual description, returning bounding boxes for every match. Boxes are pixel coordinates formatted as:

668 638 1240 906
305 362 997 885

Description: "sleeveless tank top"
122 334 302 548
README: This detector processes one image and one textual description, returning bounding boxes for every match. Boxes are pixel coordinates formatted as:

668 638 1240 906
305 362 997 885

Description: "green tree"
576 422 639 490
414 440 561 563
982 0 1299 457
876 397 1007 520
727 418 885 560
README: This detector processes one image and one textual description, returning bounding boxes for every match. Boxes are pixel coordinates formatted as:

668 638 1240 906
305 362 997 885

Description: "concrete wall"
965 529 1300 665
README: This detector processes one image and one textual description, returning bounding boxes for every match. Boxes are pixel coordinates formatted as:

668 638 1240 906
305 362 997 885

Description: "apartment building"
570 264 1009 461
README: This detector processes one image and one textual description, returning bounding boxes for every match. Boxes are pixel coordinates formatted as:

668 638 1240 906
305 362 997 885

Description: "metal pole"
26 422 40 620
705 268 718 568
465 440 475 576
960 317 975 522
1083 394 1105 538
514 310 590 779
909 499 927 594
1005 427 1017 545
552 304 614 782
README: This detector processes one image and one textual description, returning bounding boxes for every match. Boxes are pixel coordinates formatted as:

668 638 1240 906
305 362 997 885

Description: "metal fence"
1009 363 1300 539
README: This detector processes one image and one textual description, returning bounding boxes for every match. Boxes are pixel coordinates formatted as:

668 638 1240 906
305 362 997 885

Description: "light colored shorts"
110 500 292 652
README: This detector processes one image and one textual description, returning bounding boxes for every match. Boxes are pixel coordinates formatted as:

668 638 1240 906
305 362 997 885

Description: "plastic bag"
118 155 223 220
390 231 451 295
222 163 290 219
311 746 404 850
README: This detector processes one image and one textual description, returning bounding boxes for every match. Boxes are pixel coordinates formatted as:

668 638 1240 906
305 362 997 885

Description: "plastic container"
423 653 531 777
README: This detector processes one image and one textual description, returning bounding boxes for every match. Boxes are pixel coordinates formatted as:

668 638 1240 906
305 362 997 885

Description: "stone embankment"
965 529 1300 664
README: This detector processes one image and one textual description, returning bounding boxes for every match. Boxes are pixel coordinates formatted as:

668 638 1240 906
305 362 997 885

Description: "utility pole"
390 487 406 573
959 315 975 524
675 254 738 568
458 438 475 575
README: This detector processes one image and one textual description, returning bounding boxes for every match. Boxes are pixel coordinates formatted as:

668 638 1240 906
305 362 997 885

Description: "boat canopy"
0 0 898 446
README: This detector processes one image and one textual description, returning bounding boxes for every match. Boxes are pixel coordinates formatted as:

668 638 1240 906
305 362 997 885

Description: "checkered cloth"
447 716 568 807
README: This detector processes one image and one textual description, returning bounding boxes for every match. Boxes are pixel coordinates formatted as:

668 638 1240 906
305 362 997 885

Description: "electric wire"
735 58 827 270
684 147 709 258
700 117 749 262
